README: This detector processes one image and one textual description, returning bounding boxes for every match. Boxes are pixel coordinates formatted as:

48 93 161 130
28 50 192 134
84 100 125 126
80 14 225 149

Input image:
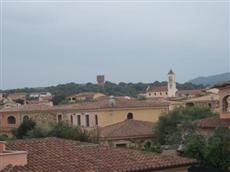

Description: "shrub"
12 119 36 139
144 144 162 153
153 106 216 145
184 127 230 171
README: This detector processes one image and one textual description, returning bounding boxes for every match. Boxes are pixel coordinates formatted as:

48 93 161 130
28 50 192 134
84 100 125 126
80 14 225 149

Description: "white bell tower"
167 69 177 97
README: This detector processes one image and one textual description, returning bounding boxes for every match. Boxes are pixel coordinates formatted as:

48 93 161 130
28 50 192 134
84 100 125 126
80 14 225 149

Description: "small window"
154 93 157 96
166 92 168 95
116 143 127 148
77 115 81 126
127 113 133 120
70 115 73 125
160 92 162 95
57 114 62 123
23 115 29 121
149 93 151 96
8 116 16 124
95 115 98 125
86 115 90 127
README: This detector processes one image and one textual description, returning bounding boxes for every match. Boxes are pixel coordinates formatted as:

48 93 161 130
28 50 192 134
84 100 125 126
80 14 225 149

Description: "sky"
0 0 229 89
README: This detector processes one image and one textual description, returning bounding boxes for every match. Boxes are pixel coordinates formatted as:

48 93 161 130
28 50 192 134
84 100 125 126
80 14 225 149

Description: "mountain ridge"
188 72 230 86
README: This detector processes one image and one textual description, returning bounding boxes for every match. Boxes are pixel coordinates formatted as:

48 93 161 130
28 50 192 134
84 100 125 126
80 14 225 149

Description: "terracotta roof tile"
194 116 230 128
100 119 155 139
2 138 197 172
148 86 168 92
0 97 169 113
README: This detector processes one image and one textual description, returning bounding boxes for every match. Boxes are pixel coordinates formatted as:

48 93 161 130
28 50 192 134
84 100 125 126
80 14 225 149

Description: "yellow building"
0 97 169 134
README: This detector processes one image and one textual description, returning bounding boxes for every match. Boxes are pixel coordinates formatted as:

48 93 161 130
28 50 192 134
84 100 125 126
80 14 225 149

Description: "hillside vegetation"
188 72 230 86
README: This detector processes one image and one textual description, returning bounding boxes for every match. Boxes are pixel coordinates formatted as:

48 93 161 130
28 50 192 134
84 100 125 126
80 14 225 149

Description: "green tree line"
3 81 204 105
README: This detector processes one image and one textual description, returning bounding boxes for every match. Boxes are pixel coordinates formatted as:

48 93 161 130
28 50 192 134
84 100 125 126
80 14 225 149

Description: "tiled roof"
7 93 27 100
68 92 103 98
2 137 197 172
185 94 219 103
0 97 169 113
212 80 230 89
148 85 168 92
100 119 155 139
176 90 202 96
194 116 230 128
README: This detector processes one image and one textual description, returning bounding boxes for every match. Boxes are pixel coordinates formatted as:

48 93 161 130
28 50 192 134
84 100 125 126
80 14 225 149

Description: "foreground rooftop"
100 119 155 139
2 137 196 172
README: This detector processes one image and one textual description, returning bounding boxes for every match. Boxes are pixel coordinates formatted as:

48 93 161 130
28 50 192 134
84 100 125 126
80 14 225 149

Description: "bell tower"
167 69 177 97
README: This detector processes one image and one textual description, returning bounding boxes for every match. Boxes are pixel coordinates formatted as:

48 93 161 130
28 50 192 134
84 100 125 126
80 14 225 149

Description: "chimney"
0 141 28 170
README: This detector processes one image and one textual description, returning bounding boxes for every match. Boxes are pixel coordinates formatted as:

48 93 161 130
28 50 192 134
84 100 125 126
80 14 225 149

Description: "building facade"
146 70 177 98
0 97 169 135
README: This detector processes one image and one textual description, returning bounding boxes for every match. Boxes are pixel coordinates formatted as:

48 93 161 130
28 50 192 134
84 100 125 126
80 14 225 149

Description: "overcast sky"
0 0 229 89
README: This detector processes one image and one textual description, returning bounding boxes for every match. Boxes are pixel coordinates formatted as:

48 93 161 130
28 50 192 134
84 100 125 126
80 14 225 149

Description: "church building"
146 70 177 98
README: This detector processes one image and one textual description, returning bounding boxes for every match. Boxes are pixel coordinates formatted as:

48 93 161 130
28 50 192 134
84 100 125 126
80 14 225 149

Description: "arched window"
23 115 29 121
8 116 16 124
144 141 152 148
127 113 133 120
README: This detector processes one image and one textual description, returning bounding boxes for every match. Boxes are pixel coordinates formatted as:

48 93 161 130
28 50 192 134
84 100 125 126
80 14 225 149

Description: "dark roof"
2 138 197 172
100 119 155 139
168 69 175 75
194 116 230 128
212 80 230 89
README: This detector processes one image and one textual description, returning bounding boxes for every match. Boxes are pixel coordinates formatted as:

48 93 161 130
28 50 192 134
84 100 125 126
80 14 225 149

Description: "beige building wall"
98 107 168 127
0 105 169 134
146 91 168 98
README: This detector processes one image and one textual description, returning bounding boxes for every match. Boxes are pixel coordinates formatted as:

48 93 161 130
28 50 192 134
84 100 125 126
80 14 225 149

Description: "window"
149 93 151 96
160 92 162 95
144 141 152 148
57 114 62 123
223 96 230 113
166 92 168 95
85 115 90 127
23 115 29 121
8 116 16 124
154 93 156 96
116 143 127 148
95 115 98 125
70 115 73 125
127 113 133 120
77 115 81 126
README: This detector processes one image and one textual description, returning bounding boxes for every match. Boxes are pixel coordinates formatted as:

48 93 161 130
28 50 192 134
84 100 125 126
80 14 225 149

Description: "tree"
153 106 216 145
184 127 230 171
48 122 90 142
12 119 36 139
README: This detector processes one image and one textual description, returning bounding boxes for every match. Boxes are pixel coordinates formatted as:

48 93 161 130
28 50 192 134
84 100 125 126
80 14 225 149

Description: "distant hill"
188 72 230 86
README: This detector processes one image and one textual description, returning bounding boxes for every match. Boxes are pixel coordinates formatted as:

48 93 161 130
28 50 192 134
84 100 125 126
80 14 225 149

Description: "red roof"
194 116 230 128
148 86 168 92
0 97 169 113
100 119 155 139
2 138 197 172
